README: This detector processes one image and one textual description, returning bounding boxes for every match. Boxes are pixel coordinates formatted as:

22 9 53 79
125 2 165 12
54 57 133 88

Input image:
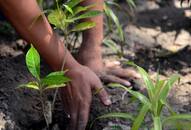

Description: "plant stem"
52 32 68 111
40 86 50 129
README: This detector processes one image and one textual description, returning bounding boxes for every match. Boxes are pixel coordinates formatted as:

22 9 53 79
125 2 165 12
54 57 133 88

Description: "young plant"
47 0 102 51
91 62 191 130
103 0 136 57
19 45 70 127
19 0 103 128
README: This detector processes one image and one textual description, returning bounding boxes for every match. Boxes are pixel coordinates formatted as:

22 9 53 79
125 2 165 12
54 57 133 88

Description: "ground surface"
0 0 191 130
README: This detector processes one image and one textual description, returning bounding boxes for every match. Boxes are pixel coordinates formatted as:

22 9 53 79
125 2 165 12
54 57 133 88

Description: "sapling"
19 0 103 129
19 45 71 127
91 62 191 130
103 0 136 57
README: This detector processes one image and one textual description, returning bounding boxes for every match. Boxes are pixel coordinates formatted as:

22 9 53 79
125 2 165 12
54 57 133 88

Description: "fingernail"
124 81 131 86
105 99 112 105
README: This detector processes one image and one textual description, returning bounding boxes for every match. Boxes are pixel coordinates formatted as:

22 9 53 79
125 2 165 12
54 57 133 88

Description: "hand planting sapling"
19 45 70 127
19 0 103 128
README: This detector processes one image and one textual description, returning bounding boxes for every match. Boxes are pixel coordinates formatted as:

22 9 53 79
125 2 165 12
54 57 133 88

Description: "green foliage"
20 1 103 127
20 45 70 91
19 81 40 90
26 45 40 80
71 21 96 32
92 62 191 130
90 112 134 129
103 0 136 57
47 0 101 35
104 1 124 42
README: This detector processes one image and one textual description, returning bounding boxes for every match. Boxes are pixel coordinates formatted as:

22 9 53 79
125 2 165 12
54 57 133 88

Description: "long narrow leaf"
65 0 85 8
44 84 66 90
104 3 124 41
63 4 74 14
18 82 40 90
90 112 134 129
103 39 120 54
132 104 149 130
163 114 191 124
127 62 154 100
159 75 180 104
73 4 97 15
71 21 96 32
71 10 102 21
109 83 151 107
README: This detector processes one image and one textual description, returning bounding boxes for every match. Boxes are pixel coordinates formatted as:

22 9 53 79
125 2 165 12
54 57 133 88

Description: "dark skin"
0 0 139 129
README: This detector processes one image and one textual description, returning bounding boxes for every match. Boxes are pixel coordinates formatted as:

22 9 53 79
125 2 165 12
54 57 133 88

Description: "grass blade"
104 3 124 42
163 114 191 124
103 39 120 54
90 112 134 129
18 82 40 90
109 83 151 106
159 75 180 104
132 104 149 130
71 21 96 32
127 62 154 100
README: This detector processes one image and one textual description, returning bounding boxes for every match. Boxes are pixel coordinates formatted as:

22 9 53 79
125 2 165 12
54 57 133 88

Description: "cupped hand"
60 65 111 130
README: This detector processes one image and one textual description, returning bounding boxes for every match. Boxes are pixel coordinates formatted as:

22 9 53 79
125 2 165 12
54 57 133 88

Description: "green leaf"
65 0 85 9
63 4 74 14
73 6 87 15
46 71 67 77
126 0 136 8
90 112 134 129
104 1 121 9
109 83 151 106
153 117 162 130
18 82 40 90
71 10 102 21
132 104 149 130
127 62 154 100
153 80 166 115
44 84 66 90
103 39 120 54
163 114 191 125
73 4 96 15
159 75 180 104
48 9 65 28
41 71 71 86
26 45 40 80
137 66 154 100
71 21 96 32
104 3 124 41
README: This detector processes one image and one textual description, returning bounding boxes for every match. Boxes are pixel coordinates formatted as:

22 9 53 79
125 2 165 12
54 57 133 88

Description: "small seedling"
91 62 191 130
19 0 103 128
19 45 70 127
103 0 136 57
47 0 102 51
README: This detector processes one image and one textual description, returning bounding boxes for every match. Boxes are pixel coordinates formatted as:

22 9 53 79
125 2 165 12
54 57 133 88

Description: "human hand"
60 65 111 130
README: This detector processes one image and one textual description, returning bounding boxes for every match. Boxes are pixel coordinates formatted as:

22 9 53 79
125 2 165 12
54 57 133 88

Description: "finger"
104 60 120 68
77 101 91 130
61 84 78 130
100 74 131 86
106 67 141 79
93 78 111 106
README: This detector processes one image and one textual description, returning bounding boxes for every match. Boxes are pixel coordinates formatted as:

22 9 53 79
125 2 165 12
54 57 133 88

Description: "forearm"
0 0 80 71
81 0 104 47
